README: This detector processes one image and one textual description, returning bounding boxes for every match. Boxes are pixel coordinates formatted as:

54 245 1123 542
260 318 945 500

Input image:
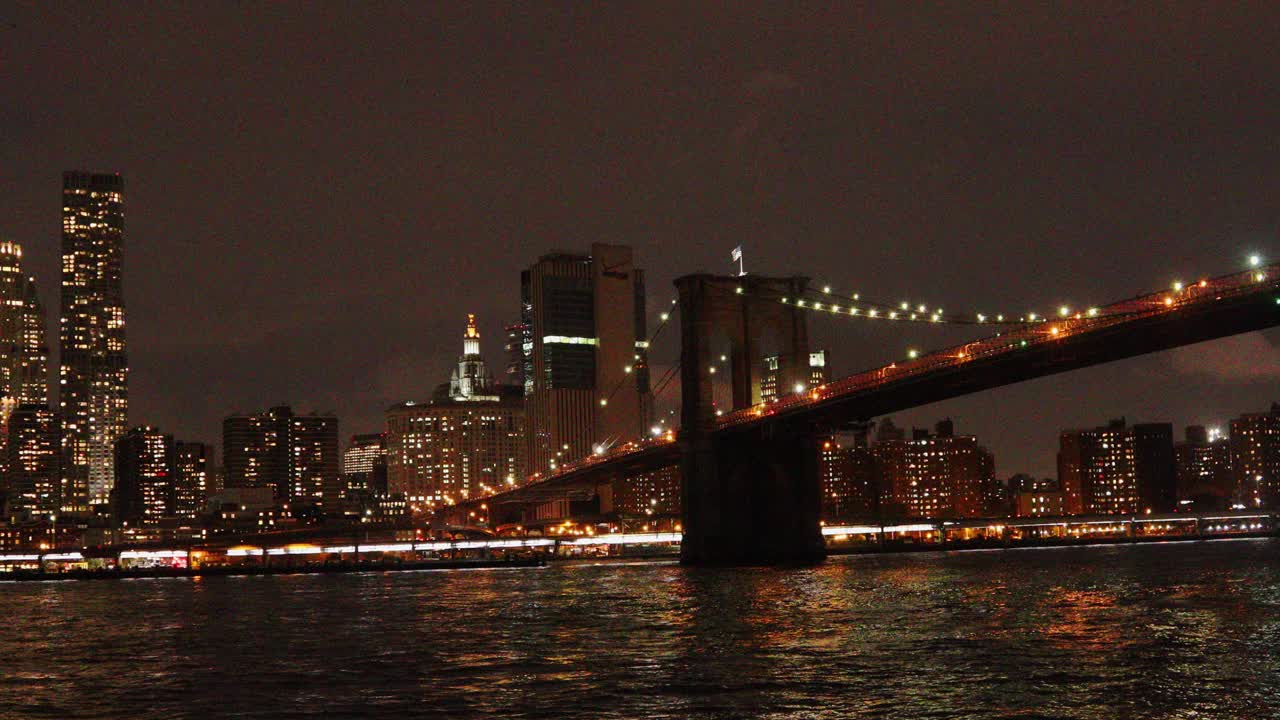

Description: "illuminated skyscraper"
6 404 60 519
0 239 50 505
173 442 211 519
60 171 128 512
0 240 49 408
521 244 652 473
112 426 174 527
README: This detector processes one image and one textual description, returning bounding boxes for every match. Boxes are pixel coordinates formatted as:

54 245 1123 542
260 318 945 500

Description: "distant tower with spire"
449 314 496 401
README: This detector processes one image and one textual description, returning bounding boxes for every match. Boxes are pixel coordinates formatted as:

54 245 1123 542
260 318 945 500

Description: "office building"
520 244 652 473
387 316 526 510
112 426 174 527
341 433 389 517
60 171 128 511
1230 404 1280 508
223 406 340 509
1058 419 1176 515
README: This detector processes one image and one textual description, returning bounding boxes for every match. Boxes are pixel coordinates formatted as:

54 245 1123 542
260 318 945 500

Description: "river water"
1 538 1278 719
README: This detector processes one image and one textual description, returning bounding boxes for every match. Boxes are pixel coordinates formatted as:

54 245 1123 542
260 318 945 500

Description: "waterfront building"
112 426 174 527
760 350 829 403
871 418 908 517
1229 404 1280 508
60 171 128 512
1016 487 1066 517
386 316 526 511
1174 425 1232 509
520 244 652 474
5 405 60 519
1058 419 1176 515
874 419 994 519
818 432 878 521
223 406 340 510
610 465 681 520
173 442 210 519
1012 476 1062 517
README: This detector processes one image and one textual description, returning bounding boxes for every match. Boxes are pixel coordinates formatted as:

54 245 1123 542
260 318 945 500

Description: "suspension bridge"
444 259 1280 565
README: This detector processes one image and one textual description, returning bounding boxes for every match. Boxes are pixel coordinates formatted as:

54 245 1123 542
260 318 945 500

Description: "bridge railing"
717 263 1279 427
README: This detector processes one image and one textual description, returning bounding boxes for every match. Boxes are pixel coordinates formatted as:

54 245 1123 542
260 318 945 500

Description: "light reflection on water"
1 539 1278 719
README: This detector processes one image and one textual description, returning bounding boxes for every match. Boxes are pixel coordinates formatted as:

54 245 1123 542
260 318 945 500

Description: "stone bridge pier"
675 273 826 565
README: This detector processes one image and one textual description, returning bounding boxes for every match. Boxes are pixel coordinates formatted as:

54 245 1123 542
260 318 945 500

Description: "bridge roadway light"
1250 254 1262 268
1059 306 1070 317
907 349 919 359
1173 281 1184 292
794 383 806 394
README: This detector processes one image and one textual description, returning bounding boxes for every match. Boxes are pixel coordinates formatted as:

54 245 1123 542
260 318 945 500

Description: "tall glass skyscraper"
60 171 128 512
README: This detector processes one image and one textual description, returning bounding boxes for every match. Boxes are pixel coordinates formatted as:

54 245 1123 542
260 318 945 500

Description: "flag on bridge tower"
731 245 745 276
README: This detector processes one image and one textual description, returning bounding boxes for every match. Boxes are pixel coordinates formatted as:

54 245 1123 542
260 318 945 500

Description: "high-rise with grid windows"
60 171 128 513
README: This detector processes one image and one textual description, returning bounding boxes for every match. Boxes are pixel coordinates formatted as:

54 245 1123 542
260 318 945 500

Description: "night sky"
3 4 1280 478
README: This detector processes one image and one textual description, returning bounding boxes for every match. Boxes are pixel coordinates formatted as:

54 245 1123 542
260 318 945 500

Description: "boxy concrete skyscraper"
521 244 652 475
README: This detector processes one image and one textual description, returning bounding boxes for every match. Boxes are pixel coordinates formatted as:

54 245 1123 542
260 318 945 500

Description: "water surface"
2 539 1278 719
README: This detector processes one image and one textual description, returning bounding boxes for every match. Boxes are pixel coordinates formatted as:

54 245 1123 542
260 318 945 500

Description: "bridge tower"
675 274 826 565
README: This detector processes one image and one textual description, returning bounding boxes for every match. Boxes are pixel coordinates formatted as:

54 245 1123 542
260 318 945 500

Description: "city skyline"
0 171 1275 484
4 5 1280 480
